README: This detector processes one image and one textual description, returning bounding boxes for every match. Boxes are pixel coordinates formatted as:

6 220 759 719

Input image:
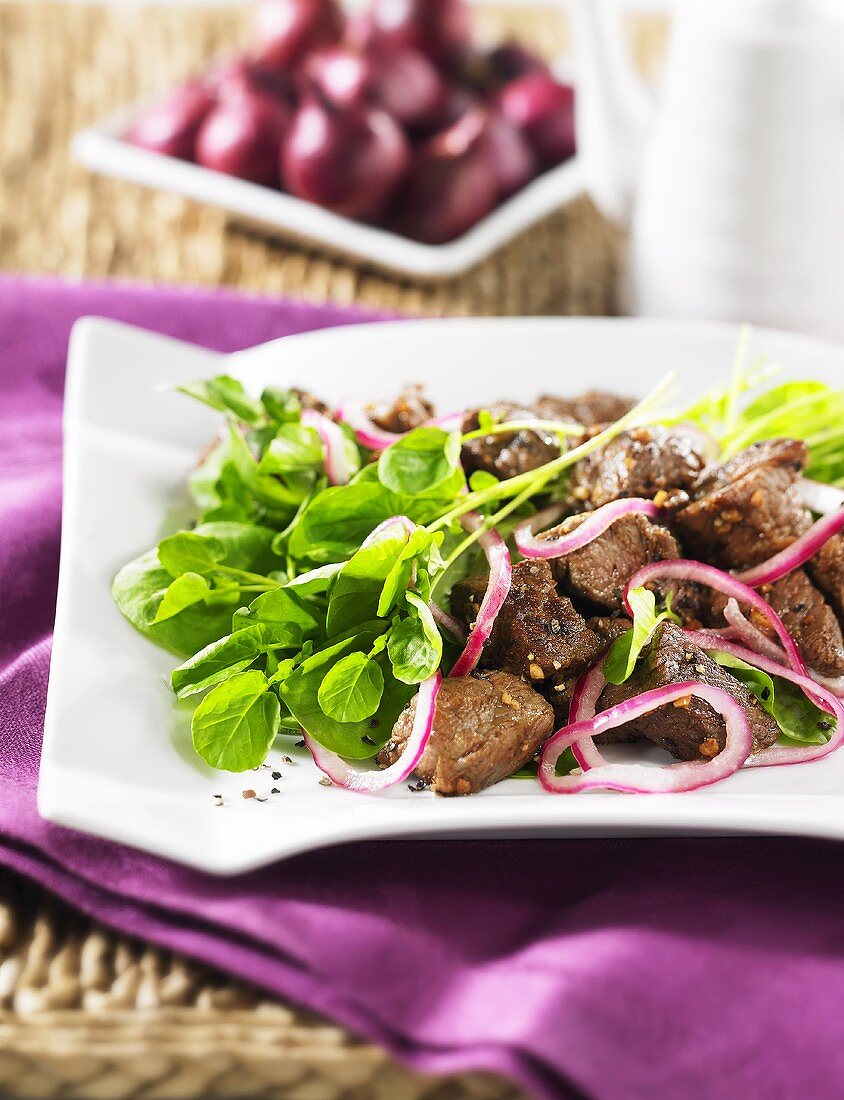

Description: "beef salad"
112 349 844 797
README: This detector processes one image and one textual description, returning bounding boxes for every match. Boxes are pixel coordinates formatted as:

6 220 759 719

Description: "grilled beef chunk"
544 512 701 620
568 427 708 511
534 391 635 428
451 559 607 684
461 401 561 480
547 616 632 725
675 439 811 568
808 535 844 623
292 388 329 414
368 385 434 434
597 623 780 761
377 670 554 795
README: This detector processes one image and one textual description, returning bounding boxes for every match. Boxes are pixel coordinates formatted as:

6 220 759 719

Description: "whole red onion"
369 45 446 129
253 0 344 72
391 108 498 244
125 82 214 160
369 0 472 68
196 88 290 186
303 46 372 111
281 95 410 218
206 57 295 107
497 73 576 168
487 109 537 199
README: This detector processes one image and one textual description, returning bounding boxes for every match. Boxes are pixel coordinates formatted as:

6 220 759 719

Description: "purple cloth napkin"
3 274 844 1100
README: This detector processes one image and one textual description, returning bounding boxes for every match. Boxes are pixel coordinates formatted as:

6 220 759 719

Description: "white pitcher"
570 0 844 341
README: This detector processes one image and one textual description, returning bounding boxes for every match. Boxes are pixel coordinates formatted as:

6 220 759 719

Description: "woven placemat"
0 5 667 1096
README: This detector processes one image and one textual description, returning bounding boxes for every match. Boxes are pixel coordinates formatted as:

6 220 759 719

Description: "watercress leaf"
280 632 412 758
326 529 408 637
268 656 298 687
260 387 302 423
283 562 344 597
171 622 303 698
177 376 265 425
193 521 279 573
387 594 442 684
258 424 323 476
469 469 499 492
112 549 241 656
317 652 384 722
234 586 323 637
377 427 461 495
377 527 434 617
713 652 833 745
157 532 224 577
191 670 280 771
153 572 211 623
604 587 676 685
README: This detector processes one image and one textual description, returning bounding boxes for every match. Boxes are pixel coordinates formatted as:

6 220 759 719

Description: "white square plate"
39 316 844 874
72 103 585 280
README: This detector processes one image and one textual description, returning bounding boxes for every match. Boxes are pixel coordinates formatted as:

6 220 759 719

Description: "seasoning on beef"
450 559 607 683
377 671 554 795
547 616 632 726
675 438 812 568
568 426 708 511
368 385 435 434
461 401 561 481
534 390 635 428
597 622 780 761
544 512 701 620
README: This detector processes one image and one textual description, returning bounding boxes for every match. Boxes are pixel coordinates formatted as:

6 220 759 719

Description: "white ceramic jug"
570 0 844 340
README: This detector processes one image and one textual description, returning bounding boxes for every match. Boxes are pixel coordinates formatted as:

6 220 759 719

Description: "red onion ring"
305 671 441 792
734 508 844 587
568 664 609 771
625 560 809 682
301 409 351 486
683 631 844 767
539 681 752 794
361 514 416 547
336 401 463 452
515 497 661 560
449 512 512 678
798 478 844 516
429 600 468 642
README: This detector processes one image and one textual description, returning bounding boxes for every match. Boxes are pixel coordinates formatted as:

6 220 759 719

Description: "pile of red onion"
124 0 576 243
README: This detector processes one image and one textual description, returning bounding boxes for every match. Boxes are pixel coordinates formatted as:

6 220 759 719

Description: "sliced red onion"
301 408 351 485
429 600 467 642
361 514 415 547
626 560 809 681
449 513 512 678
516 497 661 560
683 632 844 767
539 682 752 794
734 508 844 587
335 400 463 451
798 478 844 515
305 671 441 792
568 664 609 771
718 600 844 698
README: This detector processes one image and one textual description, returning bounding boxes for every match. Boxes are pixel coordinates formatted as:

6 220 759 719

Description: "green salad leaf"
604 588 679 685
377 426 461 495
192 669 281 771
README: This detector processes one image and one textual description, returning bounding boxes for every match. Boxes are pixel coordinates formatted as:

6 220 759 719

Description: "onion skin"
253 0 345 72
449 513 512 678
498 72 576 168
369 45 447 129
369 0 472 68
125 82 214 161
302 47 372 111
734 508 844 588
485 42 549 88
391 108 498 243
300 409 351 485
281 96 410 219
196 90 290 186
515 497 661 560
487 109 538 198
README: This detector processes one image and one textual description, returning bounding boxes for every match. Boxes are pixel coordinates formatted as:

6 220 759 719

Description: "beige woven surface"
0 4 667 1096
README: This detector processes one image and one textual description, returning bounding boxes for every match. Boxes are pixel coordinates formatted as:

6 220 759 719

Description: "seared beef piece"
597 623 780 761
544 512 701 620
451 559 607 684
461 401 561 481
534 391 635 428
368 385 434 434
705 571 844 678
292 388 329 415
675 439 812 568
808 534 844 623
546 616 632 726
568 426 708 511
377 670 554 796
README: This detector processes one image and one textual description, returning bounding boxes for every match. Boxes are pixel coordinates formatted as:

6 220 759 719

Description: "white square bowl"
38 315 844 874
